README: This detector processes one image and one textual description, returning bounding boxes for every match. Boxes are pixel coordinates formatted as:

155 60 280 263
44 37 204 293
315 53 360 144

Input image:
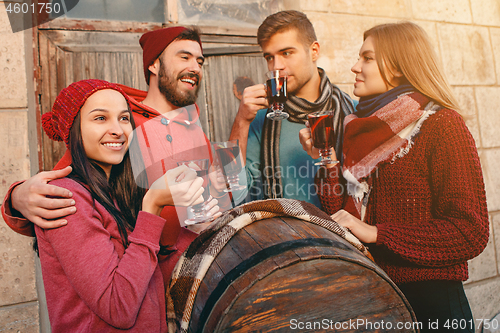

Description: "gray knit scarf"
261 68 355 199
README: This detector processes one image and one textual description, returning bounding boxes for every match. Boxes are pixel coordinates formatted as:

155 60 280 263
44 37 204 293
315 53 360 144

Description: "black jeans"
398 280 474 333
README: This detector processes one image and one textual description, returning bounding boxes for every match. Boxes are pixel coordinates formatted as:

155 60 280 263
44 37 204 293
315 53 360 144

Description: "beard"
158 57 200 107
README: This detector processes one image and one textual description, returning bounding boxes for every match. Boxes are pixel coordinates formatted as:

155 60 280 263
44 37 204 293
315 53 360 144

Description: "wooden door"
37 29 267 170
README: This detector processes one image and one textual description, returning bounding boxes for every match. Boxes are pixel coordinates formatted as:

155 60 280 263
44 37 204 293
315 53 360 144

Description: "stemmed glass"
265 70 288 120
176 159 211 225
307 110 339 166
211 140 246 192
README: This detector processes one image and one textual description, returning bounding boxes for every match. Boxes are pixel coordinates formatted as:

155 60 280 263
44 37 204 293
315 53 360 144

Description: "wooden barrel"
187 216 417 332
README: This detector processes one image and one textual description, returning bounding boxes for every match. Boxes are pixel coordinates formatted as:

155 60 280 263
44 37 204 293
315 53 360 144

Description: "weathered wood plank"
281 216 324 239
227 229 263 261
228 255 279 295
203 45 261 56
201 35 257 45
214 243 242 275
243 217 288 248
39 18 258 37
42 30 142 50
257 217 303 241
38 17 163 33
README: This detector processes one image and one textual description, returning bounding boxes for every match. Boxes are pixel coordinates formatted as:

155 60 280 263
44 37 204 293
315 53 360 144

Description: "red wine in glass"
216 146 242 176
212 140 246 192
265 70 289 120
308 111 338 166
266 76 287 105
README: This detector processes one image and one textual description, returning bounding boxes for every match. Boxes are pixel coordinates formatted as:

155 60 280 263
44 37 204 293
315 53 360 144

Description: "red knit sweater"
316 109 489 284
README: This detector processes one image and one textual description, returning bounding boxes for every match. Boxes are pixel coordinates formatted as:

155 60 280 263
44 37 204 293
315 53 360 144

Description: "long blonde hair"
364 22 460 111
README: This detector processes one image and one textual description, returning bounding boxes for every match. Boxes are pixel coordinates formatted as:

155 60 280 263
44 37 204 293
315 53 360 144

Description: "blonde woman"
300 22 488 332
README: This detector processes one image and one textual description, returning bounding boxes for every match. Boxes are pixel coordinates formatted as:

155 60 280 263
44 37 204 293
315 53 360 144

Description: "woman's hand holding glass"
142 165 205 216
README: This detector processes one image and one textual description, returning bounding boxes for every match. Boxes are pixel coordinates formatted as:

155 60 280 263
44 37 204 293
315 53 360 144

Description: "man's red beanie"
139 26 202 85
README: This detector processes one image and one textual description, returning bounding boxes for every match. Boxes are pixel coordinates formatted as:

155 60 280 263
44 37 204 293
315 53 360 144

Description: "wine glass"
265 70 288 120
211 140 246 192
176 159 211 225
308 110 339 166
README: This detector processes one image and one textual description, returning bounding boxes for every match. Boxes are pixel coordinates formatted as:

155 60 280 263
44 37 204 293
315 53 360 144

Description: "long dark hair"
67 111 146 247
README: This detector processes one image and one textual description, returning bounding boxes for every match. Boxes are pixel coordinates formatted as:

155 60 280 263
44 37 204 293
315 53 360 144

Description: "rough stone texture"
438 24 495 86
467 218 497 283
310 13 392 84
490 28 500 93
480 149 500 212
329 0 412 18
453 86 481 148
0 4 27 108
465 277 500 329
0 216 37 307
471 0 500 27
0 302 39 333
0 111 30 199
283 0 300 10
414 20 440 56
300 0 330 13
411 0 472 23
476 87 500 148
494 214 500 276
0 2 12 33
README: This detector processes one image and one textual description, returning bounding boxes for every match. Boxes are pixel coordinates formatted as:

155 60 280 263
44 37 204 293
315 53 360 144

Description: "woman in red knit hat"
36 79 207 332
300 22 489 332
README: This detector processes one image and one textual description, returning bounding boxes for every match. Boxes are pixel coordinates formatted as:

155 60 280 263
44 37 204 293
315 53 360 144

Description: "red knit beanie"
42 79 131 147
139 26 202 85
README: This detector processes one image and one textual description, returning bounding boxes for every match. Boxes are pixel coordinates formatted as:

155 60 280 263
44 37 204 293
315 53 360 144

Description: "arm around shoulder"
2 181 35 236
3 166 76 233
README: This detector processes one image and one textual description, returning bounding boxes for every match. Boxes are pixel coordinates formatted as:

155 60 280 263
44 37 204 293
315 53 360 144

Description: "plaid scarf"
166 198 370 332
261 68 355 199
343 91 441 219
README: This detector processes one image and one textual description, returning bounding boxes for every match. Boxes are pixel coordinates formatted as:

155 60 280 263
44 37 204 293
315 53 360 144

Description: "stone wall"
303 0 500 330
0 1 39 332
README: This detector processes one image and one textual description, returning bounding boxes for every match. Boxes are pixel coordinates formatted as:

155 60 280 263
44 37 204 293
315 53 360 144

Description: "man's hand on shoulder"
11 166 76 229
